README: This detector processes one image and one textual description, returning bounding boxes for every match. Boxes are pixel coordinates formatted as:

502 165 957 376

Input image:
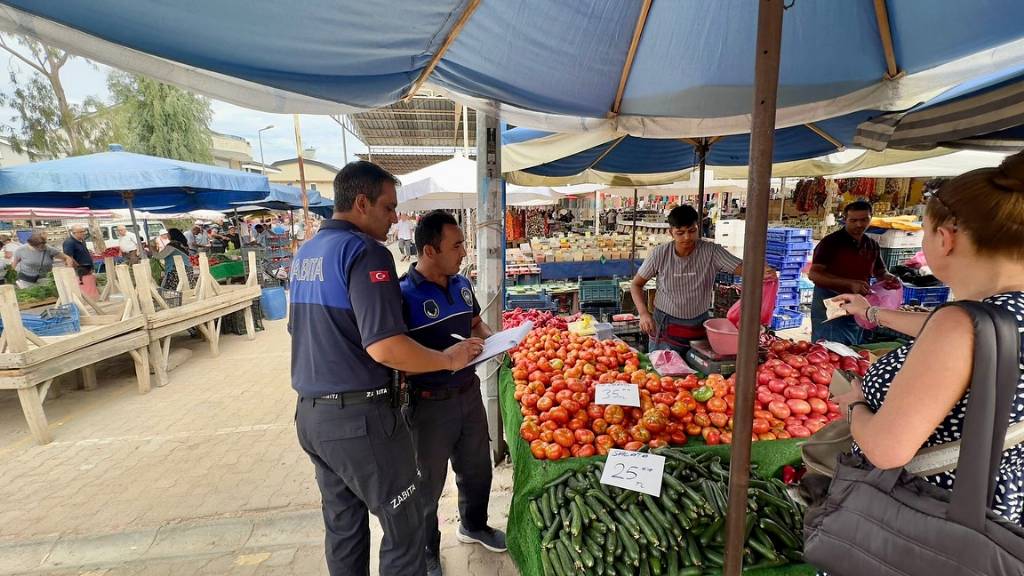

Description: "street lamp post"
257 124 274 173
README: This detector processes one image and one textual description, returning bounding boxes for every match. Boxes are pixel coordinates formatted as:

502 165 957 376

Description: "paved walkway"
0 312 515 575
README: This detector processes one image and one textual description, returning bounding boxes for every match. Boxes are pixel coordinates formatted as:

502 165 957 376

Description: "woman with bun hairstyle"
834 151 1024 522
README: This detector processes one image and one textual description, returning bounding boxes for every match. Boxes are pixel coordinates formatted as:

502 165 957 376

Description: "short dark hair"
843 200 873 215
333 161 400 213
415 210 459 255
667 205 699 228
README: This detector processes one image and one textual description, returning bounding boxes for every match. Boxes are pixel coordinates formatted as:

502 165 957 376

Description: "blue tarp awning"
0 149 270 210
4 1 1024 136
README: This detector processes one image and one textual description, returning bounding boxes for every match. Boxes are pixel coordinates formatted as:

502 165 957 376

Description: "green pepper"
692 385 714 403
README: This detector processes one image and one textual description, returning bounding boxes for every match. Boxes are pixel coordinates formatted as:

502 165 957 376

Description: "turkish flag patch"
369 270 391 283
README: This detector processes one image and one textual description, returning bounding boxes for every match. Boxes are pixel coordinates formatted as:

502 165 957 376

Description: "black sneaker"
426 554 442 576
456 525 507 553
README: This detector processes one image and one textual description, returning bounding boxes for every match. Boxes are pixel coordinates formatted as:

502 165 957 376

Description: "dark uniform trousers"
404 379 492 557
296 397 425 576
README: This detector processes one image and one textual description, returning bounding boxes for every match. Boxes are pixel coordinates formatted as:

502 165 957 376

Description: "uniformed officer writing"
399 211 506 576
289 161 483 576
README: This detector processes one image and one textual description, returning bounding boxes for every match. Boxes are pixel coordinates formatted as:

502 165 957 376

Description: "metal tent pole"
476 111 506 464
123 192 141 255
629 188 639 276
723 1 785 574
697 138 708 236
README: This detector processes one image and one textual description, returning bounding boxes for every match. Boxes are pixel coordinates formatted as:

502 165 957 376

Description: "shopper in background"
808 200 899 345
224 226 242 251
116 225 141 264
833 151 1024 524
396 213 414 262
13 232 71 288
156 229 171 252
155 228 196 290
63 225 99 298
399 210 505 576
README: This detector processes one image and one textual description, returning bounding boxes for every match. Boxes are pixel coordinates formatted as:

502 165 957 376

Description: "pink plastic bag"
727 277 779 328
906 251 928 269
650 349 696 375
855 284 904 329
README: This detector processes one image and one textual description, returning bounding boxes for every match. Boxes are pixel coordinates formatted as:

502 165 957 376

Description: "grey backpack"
803 301 1024 575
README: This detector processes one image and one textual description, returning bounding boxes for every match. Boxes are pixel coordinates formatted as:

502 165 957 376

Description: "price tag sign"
594 382 640 407
821 340 861 358
600 449 665 496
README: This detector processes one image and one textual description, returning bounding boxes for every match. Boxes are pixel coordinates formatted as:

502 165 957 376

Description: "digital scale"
685 340 737 376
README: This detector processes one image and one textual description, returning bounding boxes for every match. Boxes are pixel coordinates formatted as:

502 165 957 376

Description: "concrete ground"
0 247 515 576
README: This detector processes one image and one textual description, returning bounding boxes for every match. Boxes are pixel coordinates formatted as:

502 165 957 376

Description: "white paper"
821 340 861 359
468 321 534 367
594 382 641 407
600 449 665 497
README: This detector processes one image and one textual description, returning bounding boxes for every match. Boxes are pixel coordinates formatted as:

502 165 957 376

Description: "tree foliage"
0 34 111 158
107 71 213 163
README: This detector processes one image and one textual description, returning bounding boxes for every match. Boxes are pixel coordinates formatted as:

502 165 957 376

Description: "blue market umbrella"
0 145 270 240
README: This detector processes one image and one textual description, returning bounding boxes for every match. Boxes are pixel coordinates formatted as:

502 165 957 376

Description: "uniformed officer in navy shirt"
400 210 507 576
290 162 483 576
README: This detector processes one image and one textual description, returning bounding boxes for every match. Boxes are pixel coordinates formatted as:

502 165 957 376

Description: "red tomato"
808 397 828 415
652 392 676 406
757 370 773 385
630 424 652 443
536 396 554 412
577 444 597 457
670 401 689 419
641 409 668 433
603 404 625 424
555 389 573 403
756 390 774 406
768 400 791 420
815 384 831 400
752 418 770 435
773 364 794 379
783 385 809 400
786 424 812 438
685 423 703 437
544 443 563 460
591 418 609 434
541 420 558 431
758 432 778 441
539 429 554 443
767 379 787 394
648 438 669 449
548 406 570 424
706 397 728 413
811 369 832 386
709 412 729 429
786 399 812 415
567 418 586 431
595 434 614 454
520 420 540 442
804 419 825 434
587 404 605 420
775 430 792 439
783 354 807 369
574 429 596 444
623 441 645 451
693 412 711 428
530 440 548 459
607 424 629 447
703 428 722 445
560 399 581 414
552 428 574 448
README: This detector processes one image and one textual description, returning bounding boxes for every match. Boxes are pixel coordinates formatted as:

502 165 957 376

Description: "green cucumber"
529 500 545 529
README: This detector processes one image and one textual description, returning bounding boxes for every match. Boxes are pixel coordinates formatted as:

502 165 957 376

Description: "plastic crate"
766 240 814 255
766 227 812 243
778 278 800 289
157 288 182 308
902 284 951 307
775 291 801 307
1 303 82 337
880 247 919 269
580 302 621 321
770 307 803 330
579 279 619 303
715 272 742 285
765 251 809 265
505 292 556 311
866 228 923 249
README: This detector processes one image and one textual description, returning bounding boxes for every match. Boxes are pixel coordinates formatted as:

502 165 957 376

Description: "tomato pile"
753 339 852 439
513 327 744 460
503 309 582 330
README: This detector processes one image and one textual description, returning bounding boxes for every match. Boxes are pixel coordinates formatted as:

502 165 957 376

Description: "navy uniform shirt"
63 236 93 272
399 265 481 390
289 220 406 397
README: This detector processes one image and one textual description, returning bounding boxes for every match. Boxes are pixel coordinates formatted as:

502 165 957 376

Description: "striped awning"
855 66 1024 152
0 207 115 220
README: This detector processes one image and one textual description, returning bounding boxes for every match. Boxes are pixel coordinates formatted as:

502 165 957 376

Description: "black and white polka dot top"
855 291 1024 523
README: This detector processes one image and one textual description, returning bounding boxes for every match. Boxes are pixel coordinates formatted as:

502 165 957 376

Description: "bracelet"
847 400 871 422
866 306 881 326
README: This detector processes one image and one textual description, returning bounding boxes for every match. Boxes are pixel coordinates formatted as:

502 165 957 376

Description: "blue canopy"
0 148 270 210
856 64 1024 152
5 1 1024 136
503 110 877 186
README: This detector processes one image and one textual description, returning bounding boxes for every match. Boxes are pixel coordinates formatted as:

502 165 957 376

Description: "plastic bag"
727 276 779 328
650 349 696 375
855 284 904 329
906 251 928 269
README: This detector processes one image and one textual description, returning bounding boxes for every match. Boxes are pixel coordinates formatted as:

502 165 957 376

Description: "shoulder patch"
461 286 474 307
370 270 390 283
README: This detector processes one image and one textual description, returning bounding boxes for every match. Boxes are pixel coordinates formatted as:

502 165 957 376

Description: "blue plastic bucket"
260 287 287 320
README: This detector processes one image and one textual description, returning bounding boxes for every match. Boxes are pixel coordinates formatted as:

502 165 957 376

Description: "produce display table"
539 259 644 281
130 253 261 387
0 267 150 444
498 362 815 576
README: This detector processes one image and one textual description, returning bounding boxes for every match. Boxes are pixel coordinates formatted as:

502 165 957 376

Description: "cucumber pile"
528 448 805 575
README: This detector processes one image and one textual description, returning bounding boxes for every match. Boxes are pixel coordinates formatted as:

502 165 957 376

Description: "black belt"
412 379 476 401
307 386 391 407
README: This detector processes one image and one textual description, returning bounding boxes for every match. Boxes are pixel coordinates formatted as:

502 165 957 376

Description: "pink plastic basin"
704 318 739 356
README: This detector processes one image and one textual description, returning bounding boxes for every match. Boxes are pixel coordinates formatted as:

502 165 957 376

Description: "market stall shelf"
130 252 261 387
0 266 150 444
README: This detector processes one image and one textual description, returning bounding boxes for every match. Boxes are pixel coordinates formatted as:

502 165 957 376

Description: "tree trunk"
45 52 81 156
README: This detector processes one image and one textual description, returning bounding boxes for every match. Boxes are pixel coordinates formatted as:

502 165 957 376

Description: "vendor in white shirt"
117 225 141 264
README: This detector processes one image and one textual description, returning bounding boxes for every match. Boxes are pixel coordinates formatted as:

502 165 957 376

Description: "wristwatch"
847 400 871 422
866 306 881 326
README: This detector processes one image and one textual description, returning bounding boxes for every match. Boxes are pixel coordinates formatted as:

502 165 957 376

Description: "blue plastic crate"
766 228 812 243
766 240 814 255
580 279 619 303
770 307 804 330
778 278 800 289
0 303 82 337
902 284 951 307
775 292 801 307
505 292 555 311
765 251 810 265
715 272 742 285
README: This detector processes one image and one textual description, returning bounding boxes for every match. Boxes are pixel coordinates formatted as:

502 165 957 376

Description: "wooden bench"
131 252 261 387
0 267 150 444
